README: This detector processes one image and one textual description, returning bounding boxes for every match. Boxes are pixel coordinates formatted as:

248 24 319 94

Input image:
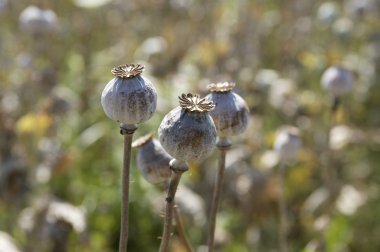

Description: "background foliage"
1 0 380 251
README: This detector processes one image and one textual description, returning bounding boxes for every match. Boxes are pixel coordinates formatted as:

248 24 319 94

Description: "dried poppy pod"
274 126 301 161
0 231 20 252
132 133 172 184
158 93 217 168
321 66 353 97
101 64 157 126
205 82 249 146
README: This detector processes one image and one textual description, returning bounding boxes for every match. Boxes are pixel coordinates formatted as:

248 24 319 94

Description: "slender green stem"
159 160 187 252
119 124 137 252
278 162 288 252
208 143 229 252
173 205 193 252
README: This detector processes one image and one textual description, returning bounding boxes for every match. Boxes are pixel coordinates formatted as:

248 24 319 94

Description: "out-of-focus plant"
274 126 301 252
320 66 353 205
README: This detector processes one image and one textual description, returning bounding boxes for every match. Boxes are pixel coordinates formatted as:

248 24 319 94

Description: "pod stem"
163 181 194 252
174 205 194 252
278 161 288 252
119 123 137 252
159 160 188 252
208 139 231 252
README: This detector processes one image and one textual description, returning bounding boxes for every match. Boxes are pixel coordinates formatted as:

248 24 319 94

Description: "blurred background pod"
316 2 340 24
19 5 58 36
274 126 302 162
0 0 8 14
321 66 353 97
18 197 86 252
0 157 28 206
0 231 20 252
132 133 172 184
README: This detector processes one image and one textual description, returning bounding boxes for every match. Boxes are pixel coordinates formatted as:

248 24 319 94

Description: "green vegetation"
1 0 380 251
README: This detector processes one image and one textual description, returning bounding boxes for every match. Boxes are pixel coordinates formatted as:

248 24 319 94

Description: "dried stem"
163 181 193 252
119 124 137 252
159 160 188 252
278 161 288 252
208 142 230 252
173 206 193 252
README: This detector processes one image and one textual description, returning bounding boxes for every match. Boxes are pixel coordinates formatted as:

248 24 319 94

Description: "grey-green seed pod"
19 5 58 35
274 126 301 161
158 93 217 163
132 133 172 184
206 82 249 139
101 64 157 125
0 231 20 252
321 66 353 97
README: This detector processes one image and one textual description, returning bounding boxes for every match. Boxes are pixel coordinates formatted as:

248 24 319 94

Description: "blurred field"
1 0 380 251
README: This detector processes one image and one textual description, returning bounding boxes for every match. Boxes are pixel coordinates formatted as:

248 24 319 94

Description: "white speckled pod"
19 6 58 35
206 82 249 138
101 64 157 125
132 134 172 184
0 231 21 252
158 94 217 162
274 126 301 161
321 66 353 97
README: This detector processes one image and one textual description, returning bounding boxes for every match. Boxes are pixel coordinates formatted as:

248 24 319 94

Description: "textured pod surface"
135 137 172 184
274 126 301 161
158 106 216 162
101 75 157 124
321 66 353 97
206 91 249 138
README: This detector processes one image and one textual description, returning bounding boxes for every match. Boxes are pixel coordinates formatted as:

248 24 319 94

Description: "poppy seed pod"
101 64 157 125
0 0 8 14
158 93 217 164
321 66 353 97
317 2 339 23
19 5 58 35
206 82 249 141
0 231 20 252
132 133 172 184
274 126 301 161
